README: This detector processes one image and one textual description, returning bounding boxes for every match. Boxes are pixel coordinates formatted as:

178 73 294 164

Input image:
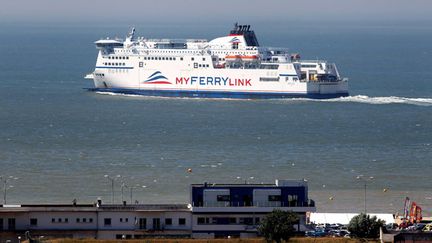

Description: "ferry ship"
86 24 348 99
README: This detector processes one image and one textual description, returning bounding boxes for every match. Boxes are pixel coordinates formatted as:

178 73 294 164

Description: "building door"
152 218 161 230
139 218 146 229
8 218 15 230
243 195 252 206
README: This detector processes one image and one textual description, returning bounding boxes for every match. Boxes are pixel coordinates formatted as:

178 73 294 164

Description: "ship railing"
297 60 327 63
144 38 207 43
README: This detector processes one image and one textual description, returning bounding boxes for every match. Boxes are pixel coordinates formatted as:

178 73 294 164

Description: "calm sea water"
0 21 431 215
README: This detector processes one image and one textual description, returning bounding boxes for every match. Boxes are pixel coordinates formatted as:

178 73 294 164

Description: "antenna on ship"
128 27 136 40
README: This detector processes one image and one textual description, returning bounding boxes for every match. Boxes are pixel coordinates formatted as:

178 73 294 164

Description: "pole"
121 183 124 203
364 182 367 215
111 179 114 204
130 187 133 204
3 179 6 205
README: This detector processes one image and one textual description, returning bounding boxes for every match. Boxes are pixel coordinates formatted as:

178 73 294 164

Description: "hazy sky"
1 0 432 24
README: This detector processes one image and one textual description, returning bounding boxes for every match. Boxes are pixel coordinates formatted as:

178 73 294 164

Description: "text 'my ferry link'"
86 24 348 99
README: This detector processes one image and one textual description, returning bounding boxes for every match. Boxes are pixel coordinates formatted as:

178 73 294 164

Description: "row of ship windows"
143 56 180 61
143 50 256 55
107 56 129 60
104 62 126 66
95 73 105 77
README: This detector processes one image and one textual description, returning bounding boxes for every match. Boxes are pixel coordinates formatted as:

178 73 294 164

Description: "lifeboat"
225 54 259 61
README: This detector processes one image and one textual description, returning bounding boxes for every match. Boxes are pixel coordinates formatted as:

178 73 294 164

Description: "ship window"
191 57 194 61
180 57 183 61
202 58 205 61
198 64 202 67
173 57 176 60
159 57 162 60
126 57 129 59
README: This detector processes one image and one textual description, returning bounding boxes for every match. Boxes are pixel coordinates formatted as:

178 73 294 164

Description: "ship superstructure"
87 24 348 99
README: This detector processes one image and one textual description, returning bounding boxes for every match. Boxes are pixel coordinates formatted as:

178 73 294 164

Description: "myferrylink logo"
176 77 252 86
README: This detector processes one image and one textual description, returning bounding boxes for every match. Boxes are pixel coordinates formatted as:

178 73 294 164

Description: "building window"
217 195 230 201
288 195 298 206
104 218 111 226
89 218 93 223
30 218 38 226
197 217 209 225
52 218 55 223
197 217 205 225
0 218 3 230
76 218 80 223
8 218 15 230
65 218 68 223
268 195 281 201
165 218 172 225
255 217 260 224
125 218 128 222
83 218 87 223
178 218 186 225
58 218 62 223
229 217 237 224
139 218 146 229
120 218 123 223
239 217 253 225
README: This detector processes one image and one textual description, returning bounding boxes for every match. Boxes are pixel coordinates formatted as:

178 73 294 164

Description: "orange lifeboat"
225 55 258 61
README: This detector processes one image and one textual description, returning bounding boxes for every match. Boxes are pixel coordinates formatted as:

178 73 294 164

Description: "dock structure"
0 179 315 241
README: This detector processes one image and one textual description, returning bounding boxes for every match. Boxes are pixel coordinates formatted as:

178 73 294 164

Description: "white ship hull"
88 25 349 99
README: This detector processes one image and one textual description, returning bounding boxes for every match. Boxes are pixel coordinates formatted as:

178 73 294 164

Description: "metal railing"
192 199 315 208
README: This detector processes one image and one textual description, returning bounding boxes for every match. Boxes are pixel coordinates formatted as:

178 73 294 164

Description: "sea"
0 21 431 216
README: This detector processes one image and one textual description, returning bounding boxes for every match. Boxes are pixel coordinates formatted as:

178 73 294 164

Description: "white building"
0 203 191 242
0 179 316 241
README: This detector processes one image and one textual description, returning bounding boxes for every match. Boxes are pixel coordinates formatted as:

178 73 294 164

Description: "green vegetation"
258 209 299 243
348 213 385 239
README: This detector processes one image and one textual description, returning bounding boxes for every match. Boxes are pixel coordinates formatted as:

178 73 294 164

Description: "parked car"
305 229 327 237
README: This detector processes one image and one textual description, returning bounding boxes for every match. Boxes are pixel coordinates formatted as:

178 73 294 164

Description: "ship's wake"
94 91 432 106
321 95 432 106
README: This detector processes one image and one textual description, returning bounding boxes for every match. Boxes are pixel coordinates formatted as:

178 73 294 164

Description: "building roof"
310 213 395 224
0 203 191 212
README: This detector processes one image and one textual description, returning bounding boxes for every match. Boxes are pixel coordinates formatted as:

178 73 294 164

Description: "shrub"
258 209 299 243
348 213 385 239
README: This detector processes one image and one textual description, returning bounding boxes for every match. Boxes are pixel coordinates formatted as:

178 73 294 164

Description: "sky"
1 0 432 24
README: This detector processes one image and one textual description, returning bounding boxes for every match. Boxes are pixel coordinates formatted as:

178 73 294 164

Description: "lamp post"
120 181 127 203
129 184 147 204
356 175 374 215
104 174 120 204
0 176 18 205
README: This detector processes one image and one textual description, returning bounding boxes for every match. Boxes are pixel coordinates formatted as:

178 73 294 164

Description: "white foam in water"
96 92 432 106
324 95 432 106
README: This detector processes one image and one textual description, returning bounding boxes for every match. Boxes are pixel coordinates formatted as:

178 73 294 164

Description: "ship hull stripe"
87 88 349 99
